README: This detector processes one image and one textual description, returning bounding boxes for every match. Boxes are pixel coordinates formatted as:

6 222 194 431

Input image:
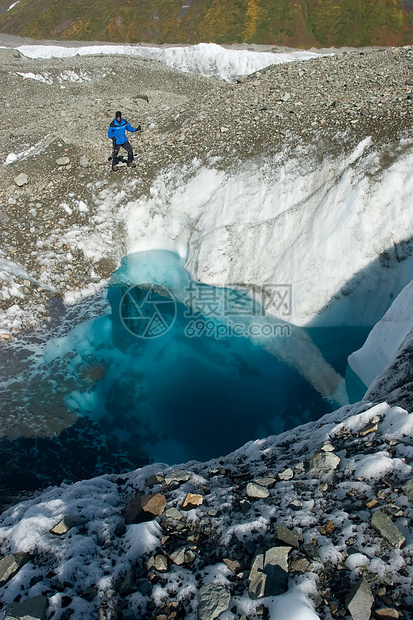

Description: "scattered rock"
164 470 190 485
246 482 269 499
345 577 374 620
182 493 203 510
119 570 138 597
301 544 321 563
165 507 183 520
5 594 48 620
371 510 406 548
249 546 291 598
289 555 311 572
50 515 87 535
79 586 98 602
278 468 294 480
169 548 186 566
309 451 341 474
254 476 275 488
197 583 230 620
374 608 400 619
146 473 165 488
123 493 167 524
147 554 168 572
0 552 30 585
275 524 303 548
14 173 28 187
56 157 70 166
402 478 413 502
223 558 244 574
79 156 89 168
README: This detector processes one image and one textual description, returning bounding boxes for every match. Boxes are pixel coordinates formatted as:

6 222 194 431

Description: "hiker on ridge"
108 111 141 171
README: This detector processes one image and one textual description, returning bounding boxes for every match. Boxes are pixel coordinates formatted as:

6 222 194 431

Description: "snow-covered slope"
0 401 412 620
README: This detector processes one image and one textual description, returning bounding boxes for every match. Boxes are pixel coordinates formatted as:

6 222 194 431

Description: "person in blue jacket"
108 111 141 171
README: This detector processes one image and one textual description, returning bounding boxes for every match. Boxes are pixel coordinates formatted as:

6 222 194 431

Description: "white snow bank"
15 42 325 80
348 279 413 388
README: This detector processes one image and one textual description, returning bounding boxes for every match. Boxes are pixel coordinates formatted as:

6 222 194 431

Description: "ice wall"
121 138 413 328
14 42 323 81
348 279 413 389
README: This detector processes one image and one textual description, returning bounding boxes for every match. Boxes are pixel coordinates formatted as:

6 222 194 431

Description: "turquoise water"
42 251 367 465
0 251 369 496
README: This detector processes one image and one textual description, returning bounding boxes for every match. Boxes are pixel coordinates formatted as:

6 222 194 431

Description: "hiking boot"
127 161 136 168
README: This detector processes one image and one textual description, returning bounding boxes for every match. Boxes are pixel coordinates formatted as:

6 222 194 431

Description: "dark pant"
112 140 133 167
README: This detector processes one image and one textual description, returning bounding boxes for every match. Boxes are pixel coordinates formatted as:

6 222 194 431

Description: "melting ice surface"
42 250 365 467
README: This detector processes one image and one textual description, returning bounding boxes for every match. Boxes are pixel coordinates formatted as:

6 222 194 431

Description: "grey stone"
301 544 322 563
294 461 305 473
5 594 48 620
309 452 340 474
169 548 186 566
14 173 28 187
165 507 183 520
254 477 275 488
50 515 87 535
223 558 243 574
119 570 138 597
184 549 196 563
289 499 303 510
249 546 291 599
147 554 168 572
278 468 294 480
164 470 190 485
56 157 70 166
371 511 405 548
79 156 89 168
345 577 374 620
374 608 400 619
275 524 303 549
123 493 167 524
289 555 311 573
198 583 230 620
402 478 413 502
0 552 30 585
246 482 269 499
146 473 164 487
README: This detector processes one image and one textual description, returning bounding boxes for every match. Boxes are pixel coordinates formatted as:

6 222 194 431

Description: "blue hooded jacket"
108 117 137 145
